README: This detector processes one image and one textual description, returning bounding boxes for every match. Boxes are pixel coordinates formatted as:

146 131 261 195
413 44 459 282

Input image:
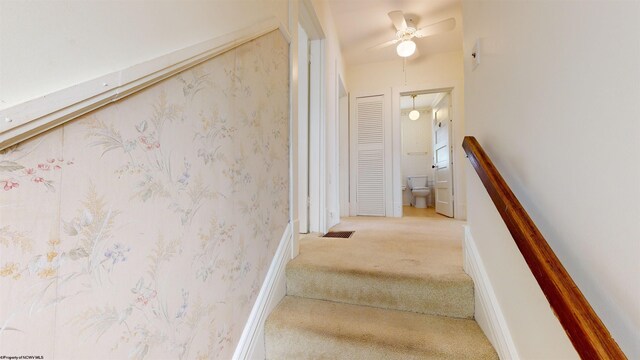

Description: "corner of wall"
463 225 519 360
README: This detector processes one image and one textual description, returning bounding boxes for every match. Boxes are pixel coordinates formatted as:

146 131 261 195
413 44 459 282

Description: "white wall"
463 1 640 358
347 52 463 94
347 52 467 219
0 0 289 111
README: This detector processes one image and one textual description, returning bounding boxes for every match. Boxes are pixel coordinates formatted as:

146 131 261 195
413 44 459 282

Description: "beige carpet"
266 296 497 360
287 216 473 318
265 215 498 359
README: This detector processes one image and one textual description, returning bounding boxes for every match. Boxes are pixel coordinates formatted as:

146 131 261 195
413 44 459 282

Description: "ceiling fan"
371 11 456 58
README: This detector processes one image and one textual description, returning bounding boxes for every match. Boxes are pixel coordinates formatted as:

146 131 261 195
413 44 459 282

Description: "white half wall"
462 1 640 357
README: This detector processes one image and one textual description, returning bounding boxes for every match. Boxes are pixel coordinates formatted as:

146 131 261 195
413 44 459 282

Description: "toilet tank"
407 175 428 189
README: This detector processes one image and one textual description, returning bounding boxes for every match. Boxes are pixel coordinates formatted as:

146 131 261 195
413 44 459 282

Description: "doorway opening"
399 91 454 218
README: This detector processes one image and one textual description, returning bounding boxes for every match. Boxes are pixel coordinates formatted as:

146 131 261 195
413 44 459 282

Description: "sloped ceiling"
328 0 463 66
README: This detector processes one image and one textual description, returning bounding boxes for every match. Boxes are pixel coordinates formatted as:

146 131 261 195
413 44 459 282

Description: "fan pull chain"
403 58 407 85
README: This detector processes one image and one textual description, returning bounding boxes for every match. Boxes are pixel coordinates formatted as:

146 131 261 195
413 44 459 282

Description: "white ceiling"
328 0 463 66
400 92 444 110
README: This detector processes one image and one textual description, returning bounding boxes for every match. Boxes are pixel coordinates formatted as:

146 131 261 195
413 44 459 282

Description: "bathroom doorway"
399 91 452 218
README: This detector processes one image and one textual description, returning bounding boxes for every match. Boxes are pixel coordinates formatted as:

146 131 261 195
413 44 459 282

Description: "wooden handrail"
462 136 626 359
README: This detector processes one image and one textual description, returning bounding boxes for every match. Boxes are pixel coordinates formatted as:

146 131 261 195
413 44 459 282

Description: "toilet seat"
412 189 430 196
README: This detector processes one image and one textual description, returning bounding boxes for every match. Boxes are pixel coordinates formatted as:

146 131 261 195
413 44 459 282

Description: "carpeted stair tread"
265 296 498 360
287 233 474 318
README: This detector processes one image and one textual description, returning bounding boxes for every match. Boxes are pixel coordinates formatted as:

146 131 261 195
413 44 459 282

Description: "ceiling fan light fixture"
396 39 416 57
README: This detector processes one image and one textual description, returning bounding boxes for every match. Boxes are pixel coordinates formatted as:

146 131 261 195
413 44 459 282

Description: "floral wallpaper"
0 30 289 359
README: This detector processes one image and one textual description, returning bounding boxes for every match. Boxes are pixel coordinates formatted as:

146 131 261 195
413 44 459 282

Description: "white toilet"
407 175 431 208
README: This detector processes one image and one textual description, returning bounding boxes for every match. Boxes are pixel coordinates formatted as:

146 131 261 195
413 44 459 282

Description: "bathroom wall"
0 30 289 360
400 110 434 206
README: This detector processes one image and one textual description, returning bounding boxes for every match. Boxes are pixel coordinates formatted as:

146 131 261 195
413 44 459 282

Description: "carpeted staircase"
265 216 498 359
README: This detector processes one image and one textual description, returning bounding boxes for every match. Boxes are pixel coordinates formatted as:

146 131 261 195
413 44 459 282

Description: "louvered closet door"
355 95 385 216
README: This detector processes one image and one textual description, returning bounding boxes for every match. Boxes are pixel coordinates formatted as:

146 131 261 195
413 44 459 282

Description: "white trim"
336 73 348 224
233 223 293 360
463 225 520 360
308 39 325 233
317 41 327 233
289 0 301 258
349 89 392 217
299 0 325 40
0 17 289 151
326 58 340 229
292 0 324 257
382 88 393 217
391 81 465 219
348 91 356 217
297 23 310 235
391 87 405 217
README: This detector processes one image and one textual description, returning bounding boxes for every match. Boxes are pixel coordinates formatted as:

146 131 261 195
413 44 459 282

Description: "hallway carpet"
265 216 498 359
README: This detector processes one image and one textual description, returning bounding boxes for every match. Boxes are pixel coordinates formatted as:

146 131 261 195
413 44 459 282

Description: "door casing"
391 81 466 219
349 89 392 217
297 24 310 234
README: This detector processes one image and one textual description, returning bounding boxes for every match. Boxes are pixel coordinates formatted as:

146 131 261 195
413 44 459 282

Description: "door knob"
432 165 436 169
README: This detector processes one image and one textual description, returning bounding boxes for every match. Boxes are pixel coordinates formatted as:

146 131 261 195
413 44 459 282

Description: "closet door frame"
349 89 392 217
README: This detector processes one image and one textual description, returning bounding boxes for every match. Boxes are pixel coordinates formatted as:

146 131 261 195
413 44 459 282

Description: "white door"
353 95 386 216
433 94 454 217
298 24 310 233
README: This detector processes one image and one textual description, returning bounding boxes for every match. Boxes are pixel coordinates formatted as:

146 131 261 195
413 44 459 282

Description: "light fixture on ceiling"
370 11 456 60
409 95 420 120
396 39 416 58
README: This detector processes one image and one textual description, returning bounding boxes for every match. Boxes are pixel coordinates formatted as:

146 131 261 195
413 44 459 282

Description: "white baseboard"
233 223 292 360
463 225 519 360
393 201 404 218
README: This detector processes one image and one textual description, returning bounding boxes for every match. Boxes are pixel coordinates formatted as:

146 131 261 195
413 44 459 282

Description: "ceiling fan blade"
414 18 456 38
388 10 407 31
367 38 400 51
